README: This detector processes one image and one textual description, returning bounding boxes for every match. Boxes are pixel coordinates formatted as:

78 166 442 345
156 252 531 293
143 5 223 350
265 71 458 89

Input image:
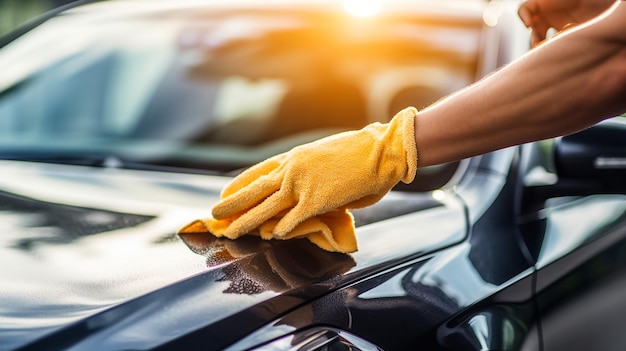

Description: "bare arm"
415 1 626 167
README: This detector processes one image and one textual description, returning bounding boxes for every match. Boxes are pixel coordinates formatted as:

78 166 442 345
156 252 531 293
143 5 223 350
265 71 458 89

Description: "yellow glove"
211 107 417 238
178 208 357 253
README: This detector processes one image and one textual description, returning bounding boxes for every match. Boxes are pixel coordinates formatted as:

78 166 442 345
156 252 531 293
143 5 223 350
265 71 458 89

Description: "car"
1 0 625 350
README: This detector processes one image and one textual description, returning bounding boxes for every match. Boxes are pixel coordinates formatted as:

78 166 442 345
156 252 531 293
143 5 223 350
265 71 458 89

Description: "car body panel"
0 160 466 350
518 194 626 351
226 243 535 351
512 131 626 351
9 149 540 351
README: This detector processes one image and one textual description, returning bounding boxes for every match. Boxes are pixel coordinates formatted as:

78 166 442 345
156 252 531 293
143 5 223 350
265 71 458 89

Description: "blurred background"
0 0 77 36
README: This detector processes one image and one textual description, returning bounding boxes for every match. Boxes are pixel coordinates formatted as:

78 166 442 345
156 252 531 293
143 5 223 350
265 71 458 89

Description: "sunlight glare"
343 0 382 18
432 189 446 201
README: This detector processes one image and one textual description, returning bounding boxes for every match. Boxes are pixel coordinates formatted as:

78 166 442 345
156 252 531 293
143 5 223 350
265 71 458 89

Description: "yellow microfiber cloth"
178 107 418 253
178 209 357 253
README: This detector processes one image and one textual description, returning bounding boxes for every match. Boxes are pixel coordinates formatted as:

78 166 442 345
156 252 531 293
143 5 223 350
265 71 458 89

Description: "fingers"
212 175 282 219
518 0 584 47
518 1 551 46
518 1 538 27
223 189 294 238
531 24 550 47
221 154 284 198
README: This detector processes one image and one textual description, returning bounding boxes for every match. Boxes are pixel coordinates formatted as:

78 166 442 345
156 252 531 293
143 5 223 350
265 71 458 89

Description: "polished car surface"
1 0 626 350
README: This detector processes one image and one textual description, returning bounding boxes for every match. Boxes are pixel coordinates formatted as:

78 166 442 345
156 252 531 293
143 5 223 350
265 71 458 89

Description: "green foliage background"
0 0 77 37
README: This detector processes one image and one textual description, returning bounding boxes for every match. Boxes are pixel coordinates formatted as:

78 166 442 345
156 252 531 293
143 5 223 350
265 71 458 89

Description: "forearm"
415 1 626 167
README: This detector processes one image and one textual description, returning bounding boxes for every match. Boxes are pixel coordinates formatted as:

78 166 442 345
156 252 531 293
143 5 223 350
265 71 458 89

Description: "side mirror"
555 117 626 193
520 117 626 214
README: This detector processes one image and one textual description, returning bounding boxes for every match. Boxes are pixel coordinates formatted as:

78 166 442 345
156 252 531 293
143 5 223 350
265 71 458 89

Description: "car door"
517 117 626 351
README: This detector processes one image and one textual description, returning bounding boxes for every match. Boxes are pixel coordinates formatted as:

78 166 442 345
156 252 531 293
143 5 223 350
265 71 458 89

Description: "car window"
0 8 483 173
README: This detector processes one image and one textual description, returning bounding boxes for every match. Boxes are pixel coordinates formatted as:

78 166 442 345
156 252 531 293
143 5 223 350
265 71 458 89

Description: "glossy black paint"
438 304 536 351
10 134 625 350
3 149 540 351
537 238 626 351
225 243 535 351
518 195 626 351
1 159 466 350
515 123 626 351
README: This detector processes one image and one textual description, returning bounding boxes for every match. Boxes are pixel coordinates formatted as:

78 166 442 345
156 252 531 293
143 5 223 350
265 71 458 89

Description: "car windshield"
0 3 483 173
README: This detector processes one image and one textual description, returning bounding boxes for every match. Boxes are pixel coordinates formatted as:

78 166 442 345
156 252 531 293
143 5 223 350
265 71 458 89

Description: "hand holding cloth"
178 107 419 253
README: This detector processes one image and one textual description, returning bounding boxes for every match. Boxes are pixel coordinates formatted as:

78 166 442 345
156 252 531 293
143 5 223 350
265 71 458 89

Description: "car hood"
0 160 466 351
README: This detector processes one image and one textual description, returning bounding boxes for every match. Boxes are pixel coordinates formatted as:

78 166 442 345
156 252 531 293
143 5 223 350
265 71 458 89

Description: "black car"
1 0 626 350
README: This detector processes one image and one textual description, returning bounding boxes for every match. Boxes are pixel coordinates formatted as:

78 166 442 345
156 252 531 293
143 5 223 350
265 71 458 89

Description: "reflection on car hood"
0 160 465 350
0 161 227 350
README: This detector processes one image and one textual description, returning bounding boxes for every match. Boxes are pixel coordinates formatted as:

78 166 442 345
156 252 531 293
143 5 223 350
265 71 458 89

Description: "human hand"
209 107 419 240
518 0 615 46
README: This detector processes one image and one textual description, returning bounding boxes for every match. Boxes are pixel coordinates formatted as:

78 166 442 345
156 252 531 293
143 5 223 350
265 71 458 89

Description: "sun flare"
342 0 382 17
